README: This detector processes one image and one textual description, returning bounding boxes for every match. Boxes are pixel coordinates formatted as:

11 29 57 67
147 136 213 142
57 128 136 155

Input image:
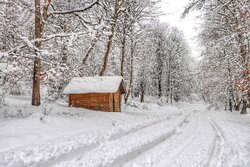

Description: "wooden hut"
63 76 126 112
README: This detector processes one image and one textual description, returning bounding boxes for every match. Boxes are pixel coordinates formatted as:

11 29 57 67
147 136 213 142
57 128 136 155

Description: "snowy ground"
0 96 250 167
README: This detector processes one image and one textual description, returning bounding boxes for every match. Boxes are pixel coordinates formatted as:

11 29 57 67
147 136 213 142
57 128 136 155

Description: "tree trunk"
236 13 249 112
157 49 163 98
100 0 121 76
100 34 114 76
166 56 172 103
241 96 247 114
120 6 128 77
82 31 101 65
120 34 126 77
235 97 241 111
170 80 173 105
32 58 41 106
158 77 162 98
156 41 163 98
201 90 206 103
32 0 42 106
140 81 144 103
248 92 250 108
229 98 233 112
226 53 235 112
124 40 135 103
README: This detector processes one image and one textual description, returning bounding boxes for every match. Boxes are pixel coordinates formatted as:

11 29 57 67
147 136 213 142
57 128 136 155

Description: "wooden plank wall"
114 90 121 112
69 90 122 112
109 93 114 112
70 93 112 112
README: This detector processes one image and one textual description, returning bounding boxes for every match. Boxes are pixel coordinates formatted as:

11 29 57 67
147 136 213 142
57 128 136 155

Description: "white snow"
0 97 250 167
63 76 124 94
0 63 8 72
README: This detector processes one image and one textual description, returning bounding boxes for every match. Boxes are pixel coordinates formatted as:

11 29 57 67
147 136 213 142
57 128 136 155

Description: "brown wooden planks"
68 92 121 112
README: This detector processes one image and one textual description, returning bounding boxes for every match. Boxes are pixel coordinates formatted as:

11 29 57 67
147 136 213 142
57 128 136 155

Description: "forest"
0 0 249 115
0 1 250 167
0 0 249 113
0 0 191 104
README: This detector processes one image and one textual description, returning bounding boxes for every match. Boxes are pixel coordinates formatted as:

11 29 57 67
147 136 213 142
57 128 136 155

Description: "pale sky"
159 0 202 58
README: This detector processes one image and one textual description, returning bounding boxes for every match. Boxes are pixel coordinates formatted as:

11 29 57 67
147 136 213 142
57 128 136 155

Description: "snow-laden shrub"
7 81 31 96
125 98 152 110
9 85 22 95
126 99 139 108
39 102 53 121
0 90 8 118
0 104 31 119
142 103 149 110
0 89 33 119
0 90 6 107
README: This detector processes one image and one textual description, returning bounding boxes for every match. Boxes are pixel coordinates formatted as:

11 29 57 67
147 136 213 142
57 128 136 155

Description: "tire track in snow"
55 113 191 167
169 115 215 167
108 112 183 141
123 113 199 167
143 114 217 167
207 117 225 167
111 114 192 167
0 112 183 167
38 115 174 167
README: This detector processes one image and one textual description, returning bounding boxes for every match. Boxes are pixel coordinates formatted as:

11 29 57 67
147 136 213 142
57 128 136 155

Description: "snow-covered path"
0 102 250 167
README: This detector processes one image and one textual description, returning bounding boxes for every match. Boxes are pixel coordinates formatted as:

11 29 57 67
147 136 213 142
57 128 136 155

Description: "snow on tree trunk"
32 0 42 106
100 0 122 76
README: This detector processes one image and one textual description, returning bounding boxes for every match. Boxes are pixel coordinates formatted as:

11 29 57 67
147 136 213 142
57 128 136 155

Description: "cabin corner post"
119 93 122 112
68 94 71 107
113 93 115 112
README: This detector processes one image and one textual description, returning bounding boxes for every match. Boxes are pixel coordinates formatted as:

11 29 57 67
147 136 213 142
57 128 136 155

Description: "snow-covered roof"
63 76 126 94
